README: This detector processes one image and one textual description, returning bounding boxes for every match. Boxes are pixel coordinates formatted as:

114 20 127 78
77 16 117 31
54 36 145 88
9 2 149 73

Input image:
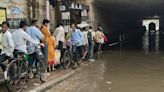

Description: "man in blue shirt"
71 23 83 68
26 19 44 68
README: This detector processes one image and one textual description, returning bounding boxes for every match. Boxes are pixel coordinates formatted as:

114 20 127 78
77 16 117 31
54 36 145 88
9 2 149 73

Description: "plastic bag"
54 50 61 65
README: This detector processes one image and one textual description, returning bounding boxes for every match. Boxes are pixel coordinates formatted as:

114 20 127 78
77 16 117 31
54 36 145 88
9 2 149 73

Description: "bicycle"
54 43 82 69
4 51 29 92
70 45 83 69
28 47 47 83
60 46 72 69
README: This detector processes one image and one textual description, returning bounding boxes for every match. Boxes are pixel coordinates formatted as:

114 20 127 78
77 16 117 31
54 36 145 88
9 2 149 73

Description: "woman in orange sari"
47 30 56 71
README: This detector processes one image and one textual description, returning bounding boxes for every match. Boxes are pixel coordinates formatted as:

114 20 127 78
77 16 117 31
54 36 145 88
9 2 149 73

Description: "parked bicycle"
61 44 83 69
60 46 72 69
4 46 47 92
4 51 30 92
28 47 47 82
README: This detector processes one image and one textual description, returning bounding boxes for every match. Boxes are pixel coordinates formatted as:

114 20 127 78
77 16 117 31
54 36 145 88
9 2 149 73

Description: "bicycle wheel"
5 60 18 92
37 59 47 83
61 50 71 69
5 59 29 92
19 60 29 81
17 60 29 92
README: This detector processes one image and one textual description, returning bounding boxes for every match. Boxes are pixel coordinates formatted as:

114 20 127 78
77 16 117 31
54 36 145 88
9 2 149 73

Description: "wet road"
0 71 8 92
46 51 164 92
0 83 8 92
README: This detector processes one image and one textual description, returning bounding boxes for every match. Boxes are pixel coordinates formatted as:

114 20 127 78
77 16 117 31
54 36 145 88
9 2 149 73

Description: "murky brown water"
46 51 164 92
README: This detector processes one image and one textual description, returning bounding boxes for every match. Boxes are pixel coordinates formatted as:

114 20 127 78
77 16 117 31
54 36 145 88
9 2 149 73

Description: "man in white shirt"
53 23 65 61
0 21 14 71
53 23 65 49
12 20 44 57
81 27 88 61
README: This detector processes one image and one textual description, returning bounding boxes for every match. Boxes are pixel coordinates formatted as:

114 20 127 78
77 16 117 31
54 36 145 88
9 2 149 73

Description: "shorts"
83 45 88 51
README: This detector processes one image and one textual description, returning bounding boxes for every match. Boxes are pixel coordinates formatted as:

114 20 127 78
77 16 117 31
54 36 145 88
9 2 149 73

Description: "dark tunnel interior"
93 0 164 51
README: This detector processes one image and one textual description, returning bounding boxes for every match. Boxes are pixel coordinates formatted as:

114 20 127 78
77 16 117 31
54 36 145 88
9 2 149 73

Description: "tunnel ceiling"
95 0 164 5
93 0 164 33
94 0 164 15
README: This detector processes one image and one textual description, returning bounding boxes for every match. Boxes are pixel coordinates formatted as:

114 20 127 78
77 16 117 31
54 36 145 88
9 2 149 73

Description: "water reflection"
142 30 159 54
99 62 106 80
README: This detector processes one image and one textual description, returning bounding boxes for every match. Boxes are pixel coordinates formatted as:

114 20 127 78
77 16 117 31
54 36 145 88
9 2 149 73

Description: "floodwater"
46 31 164 92
46 50 164 92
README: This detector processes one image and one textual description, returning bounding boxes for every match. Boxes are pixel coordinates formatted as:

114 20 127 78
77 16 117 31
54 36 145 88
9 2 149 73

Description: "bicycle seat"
17 51 25 55
14 50 25 57
8 57 14 61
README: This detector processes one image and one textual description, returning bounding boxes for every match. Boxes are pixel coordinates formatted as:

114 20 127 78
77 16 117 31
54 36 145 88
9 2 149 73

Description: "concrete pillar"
46 0 50 20
49 5 56 30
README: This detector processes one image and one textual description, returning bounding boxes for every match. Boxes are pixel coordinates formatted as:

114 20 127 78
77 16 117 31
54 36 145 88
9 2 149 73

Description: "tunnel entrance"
142 18 159 31
142 19 160 53
149 22 156 30
149 22 156 35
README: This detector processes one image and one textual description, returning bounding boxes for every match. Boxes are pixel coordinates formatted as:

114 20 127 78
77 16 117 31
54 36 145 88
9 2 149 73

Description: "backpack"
101 33 108 42
88 31 93 44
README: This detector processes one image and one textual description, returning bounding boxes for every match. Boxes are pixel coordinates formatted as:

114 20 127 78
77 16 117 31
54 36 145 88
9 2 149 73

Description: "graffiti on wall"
0 0 27 18
7 18 26 29
11 7 22 15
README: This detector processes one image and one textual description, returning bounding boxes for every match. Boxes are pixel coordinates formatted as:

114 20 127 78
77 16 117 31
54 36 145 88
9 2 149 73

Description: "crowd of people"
0 19 107 74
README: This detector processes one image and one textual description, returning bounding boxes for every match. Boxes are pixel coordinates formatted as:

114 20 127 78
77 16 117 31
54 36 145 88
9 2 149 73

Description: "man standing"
26 19 44 68
53 23 65 61
81 27 88 61
87 26 95 61
95 27 104 54
40 19 51 72
0 21 14 71
71 23 83 68
53 23 65 49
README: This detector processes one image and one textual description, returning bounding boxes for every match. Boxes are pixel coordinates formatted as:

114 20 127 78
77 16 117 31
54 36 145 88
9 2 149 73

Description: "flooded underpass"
2 0 164 92
46 50 164 92
47 29 164 92
46 23 164 92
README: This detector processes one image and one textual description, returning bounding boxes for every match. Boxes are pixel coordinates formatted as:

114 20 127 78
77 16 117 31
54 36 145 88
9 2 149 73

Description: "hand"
77 42 80 45
39 43 45 47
